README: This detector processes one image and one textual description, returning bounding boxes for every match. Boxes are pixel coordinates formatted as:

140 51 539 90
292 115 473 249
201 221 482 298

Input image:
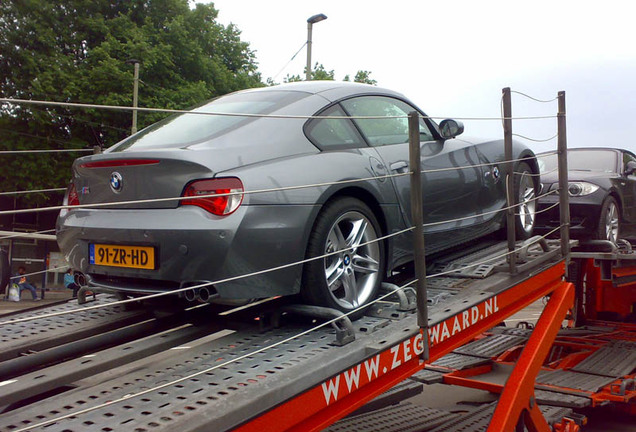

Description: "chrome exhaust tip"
184 289 198 302
198 287 210 302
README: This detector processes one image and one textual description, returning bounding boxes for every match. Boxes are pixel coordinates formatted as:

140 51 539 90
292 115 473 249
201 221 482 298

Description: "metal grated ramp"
430 263 496 279
428 353 491 371
0 315 399 432
325 402 459 432
349 380 423 416
570 341 636 377
0 325 335 431
536 369 618 393
426 288 458 306
454 334 528 358
425 277 474 292
428 242 509 276
427 402 574 432
490 327 534 337
534 389 591 408
410 368 446 384
0 297 148 362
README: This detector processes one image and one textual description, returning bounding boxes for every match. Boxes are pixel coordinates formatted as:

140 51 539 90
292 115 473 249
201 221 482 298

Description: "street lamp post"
306 13 327 81
126 59 141 135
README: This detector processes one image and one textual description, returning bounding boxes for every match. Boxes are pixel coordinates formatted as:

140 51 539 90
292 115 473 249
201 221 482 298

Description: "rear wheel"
594 196 620 243
302 198 385 317
513 161 537 240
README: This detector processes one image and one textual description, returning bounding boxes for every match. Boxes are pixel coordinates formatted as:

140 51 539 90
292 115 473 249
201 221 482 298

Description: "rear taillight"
67 183 80 206
180 178 244 216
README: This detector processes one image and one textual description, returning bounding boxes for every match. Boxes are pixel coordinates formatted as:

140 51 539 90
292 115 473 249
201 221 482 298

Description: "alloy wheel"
604 201 619 242
518 171 536 233
323 211 380 310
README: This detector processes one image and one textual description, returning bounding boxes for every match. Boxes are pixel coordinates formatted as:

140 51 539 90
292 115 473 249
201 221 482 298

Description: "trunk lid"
72 150 213 209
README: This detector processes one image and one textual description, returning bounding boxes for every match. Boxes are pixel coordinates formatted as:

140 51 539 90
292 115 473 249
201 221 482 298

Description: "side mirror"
626 160 636 176
439 119 464 139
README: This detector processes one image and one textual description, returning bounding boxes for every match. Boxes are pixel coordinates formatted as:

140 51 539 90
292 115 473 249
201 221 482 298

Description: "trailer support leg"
488 281 574 432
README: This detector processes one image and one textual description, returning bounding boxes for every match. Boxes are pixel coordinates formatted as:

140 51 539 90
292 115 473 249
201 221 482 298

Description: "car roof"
234 81 408 102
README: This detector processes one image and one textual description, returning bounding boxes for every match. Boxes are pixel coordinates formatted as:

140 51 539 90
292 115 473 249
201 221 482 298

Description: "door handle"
390 161 409 173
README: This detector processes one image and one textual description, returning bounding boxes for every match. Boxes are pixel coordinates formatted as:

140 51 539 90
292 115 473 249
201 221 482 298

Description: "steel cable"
6 224 564 432
0 148 93 155
0 228 56 241
512 133 558 143
0 97 557 121
0 187 66 196
511 90 559 104
0 153 546 217
0 194 556 326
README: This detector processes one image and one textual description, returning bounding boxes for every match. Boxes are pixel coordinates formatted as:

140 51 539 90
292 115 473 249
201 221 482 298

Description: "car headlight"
567 182 599 197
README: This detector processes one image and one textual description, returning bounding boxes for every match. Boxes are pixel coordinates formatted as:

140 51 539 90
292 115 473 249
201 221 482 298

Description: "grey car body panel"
57 204 315 298
57 81 537 299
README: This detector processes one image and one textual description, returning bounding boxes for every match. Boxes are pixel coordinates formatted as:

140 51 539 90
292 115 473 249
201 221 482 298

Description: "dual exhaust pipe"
183 285 217 303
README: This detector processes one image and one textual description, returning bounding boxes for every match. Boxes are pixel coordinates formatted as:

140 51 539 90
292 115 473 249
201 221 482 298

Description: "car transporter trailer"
0 90 634 431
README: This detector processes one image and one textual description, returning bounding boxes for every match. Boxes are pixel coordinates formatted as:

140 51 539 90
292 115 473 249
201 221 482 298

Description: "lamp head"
307 13 327 24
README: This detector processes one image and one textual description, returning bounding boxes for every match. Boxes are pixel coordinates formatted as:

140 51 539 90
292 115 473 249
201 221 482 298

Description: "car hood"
541 170 615 185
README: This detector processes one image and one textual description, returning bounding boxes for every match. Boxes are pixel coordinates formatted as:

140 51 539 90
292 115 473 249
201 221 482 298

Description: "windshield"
110 90 309 152
538 149 618 174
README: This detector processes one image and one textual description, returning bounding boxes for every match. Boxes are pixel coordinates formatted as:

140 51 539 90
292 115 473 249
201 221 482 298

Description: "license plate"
89 244 155 270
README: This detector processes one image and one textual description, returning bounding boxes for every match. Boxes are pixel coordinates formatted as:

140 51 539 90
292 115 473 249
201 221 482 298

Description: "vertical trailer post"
557 91 570 265
502 88 516 274
408 111 428 360
487 281 575 432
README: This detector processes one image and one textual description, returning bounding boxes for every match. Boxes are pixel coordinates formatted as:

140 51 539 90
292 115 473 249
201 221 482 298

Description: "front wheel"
594 196 620 243
302 198 385 317
513 161 538 240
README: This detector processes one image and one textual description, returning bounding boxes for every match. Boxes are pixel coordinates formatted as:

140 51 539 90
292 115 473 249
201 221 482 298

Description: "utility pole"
127 59 141 135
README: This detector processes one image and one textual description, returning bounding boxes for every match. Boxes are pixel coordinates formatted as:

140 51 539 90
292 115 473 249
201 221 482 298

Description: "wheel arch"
301 184 393 276
328 186 388 237
607 190 623 218
517 151 540 189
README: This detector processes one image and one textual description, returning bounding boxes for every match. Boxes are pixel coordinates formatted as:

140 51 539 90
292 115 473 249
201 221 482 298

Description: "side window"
305 105 365 150
340 96 434 146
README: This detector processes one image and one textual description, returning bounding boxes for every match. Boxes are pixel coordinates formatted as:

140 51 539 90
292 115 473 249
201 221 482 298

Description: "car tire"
594 196 620 243
302 197 385 318
513 161 538 240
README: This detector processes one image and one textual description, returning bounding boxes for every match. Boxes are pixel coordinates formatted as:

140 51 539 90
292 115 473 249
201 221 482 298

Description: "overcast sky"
209 0 636 153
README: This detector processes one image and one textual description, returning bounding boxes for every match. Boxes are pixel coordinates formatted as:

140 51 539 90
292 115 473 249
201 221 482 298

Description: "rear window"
110 90 308 152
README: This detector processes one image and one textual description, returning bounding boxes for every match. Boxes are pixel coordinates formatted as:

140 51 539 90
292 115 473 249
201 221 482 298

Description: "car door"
621 150 636 224
339 96 484 254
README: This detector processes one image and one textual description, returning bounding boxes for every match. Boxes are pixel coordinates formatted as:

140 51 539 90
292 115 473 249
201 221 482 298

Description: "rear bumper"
56 204 318 299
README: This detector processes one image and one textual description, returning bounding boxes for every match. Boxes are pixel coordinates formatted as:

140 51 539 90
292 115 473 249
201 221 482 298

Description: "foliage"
284 63 375 85
344 70 377 86
0 0 262 207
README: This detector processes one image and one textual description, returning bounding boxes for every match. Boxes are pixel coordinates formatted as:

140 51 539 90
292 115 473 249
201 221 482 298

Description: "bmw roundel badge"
492 166 501 181
110 172 123 193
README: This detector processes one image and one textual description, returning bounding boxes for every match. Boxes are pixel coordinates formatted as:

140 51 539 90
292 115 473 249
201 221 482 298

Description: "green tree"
344 70 377 85
283 63 374 84
283 63 335 83
0 0 262 207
